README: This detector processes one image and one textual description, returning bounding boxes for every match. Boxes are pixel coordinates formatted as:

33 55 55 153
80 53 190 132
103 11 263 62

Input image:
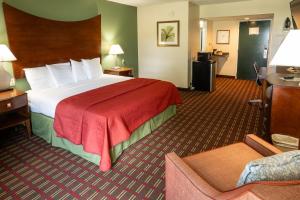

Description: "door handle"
263 48 268 59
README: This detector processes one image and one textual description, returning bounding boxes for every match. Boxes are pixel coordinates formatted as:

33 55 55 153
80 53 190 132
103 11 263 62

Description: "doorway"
237 20 271 80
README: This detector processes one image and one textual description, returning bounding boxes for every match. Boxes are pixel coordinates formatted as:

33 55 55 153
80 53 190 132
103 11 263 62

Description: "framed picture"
157 20 180 47
216 30 230 44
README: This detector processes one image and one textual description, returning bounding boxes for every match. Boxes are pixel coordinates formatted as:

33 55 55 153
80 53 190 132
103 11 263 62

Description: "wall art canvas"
216 30 230 44
157 20 180 47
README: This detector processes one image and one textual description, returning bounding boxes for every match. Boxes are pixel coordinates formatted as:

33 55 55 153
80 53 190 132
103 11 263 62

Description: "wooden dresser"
264 67 300 147
271 85 300 139
0 89 31 137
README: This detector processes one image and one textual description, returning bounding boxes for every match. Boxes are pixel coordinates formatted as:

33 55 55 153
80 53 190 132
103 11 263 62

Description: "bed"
3 3 181 171
28 75 179 171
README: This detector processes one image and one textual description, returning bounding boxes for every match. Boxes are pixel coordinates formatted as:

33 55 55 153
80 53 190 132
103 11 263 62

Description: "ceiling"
108 0 251 7
206 14 274 21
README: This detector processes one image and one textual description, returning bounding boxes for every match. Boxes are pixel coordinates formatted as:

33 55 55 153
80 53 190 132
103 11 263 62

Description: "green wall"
0 0 138 89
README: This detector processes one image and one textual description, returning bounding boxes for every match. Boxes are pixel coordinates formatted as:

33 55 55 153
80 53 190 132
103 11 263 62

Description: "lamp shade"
109 44 124 55
270 30 300 67
0 44 16 62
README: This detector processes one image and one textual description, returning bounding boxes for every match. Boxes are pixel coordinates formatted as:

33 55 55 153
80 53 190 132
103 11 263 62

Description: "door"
237 20 271 80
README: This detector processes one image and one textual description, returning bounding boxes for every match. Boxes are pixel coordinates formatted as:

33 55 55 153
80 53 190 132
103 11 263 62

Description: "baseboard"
216 75 236 79
177 87 190 91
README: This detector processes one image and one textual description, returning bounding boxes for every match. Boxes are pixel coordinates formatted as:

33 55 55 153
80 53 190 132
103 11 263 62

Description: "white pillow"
46 62 74 87
24 66 55 90
81 57 103 80
70 59 88 82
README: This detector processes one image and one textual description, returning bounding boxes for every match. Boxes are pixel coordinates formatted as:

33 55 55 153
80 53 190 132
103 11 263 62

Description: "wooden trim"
216 75 235 79
3 3 101 78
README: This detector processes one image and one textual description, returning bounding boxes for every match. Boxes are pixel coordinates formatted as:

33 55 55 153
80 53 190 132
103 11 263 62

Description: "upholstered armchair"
165 134 300 200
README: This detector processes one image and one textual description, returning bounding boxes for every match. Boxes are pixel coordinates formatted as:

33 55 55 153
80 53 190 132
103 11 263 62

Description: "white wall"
188 2 200 86
206 20 213 51
209 20 240 77
138 1 189 88
199 0 292 61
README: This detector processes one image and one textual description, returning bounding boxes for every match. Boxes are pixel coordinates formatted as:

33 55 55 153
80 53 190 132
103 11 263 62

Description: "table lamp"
0 44 17 91
109 44 124 69
270 30 300 68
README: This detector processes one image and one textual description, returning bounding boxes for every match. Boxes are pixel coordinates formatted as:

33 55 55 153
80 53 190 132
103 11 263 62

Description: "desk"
212 52 229 58
266 66 300 87
264 66 300 146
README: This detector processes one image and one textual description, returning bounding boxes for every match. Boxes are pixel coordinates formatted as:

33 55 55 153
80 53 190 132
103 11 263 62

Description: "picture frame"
157 20 180 47
216 30 230 44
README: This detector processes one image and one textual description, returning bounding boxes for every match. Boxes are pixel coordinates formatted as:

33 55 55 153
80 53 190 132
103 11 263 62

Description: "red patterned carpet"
0 78 261 199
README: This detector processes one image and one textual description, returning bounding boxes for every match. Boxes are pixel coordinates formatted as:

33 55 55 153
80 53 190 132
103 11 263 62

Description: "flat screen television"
291 0 300 29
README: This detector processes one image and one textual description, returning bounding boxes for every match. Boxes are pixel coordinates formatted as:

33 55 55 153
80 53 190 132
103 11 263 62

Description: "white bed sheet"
27 74 132 118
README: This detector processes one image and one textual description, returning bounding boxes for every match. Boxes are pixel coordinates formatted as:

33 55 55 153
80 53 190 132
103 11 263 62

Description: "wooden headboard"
3 3 101 78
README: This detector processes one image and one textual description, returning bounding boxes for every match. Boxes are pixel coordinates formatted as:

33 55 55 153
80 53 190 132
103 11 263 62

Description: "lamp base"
0 64 12 91
112 66 121 70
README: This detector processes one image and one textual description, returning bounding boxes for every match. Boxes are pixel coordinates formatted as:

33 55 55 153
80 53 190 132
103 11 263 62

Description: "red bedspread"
54 78 182 171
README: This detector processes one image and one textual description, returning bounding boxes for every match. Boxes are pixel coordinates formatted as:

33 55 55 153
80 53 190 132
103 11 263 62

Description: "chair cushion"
237 150 300 187
183 143 263 192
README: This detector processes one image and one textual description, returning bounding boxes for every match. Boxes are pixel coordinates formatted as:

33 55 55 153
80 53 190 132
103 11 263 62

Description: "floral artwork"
161 26 175 42
157 21 179 46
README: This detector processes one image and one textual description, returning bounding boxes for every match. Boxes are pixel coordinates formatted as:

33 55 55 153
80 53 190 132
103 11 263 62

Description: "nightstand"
104 67 133 77
0 89 31 137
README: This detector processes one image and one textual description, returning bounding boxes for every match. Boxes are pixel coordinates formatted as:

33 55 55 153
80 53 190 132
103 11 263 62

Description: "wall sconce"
283 17 292 31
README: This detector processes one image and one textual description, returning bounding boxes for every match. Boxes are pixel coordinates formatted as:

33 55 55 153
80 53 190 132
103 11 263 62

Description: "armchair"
165 134 300 200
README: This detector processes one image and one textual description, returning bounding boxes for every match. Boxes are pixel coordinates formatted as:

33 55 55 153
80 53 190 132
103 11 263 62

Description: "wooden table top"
266 66 300 87
212 52 229 58
105 67 132 72
0 89 25 101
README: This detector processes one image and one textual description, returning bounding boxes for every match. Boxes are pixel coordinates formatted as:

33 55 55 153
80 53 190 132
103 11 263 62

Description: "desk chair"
249 62 263 107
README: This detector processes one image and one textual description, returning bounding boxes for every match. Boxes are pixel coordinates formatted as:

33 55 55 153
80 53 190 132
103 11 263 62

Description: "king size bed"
3 3 181 171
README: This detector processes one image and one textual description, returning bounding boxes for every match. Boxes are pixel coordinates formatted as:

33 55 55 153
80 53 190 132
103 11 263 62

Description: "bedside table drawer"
106 71 120 76
0 94 27 113
119 71 133 77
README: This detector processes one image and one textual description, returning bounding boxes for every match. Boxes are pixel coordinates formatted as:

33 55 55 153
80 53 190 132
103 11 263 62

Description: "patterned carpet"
0 78 261 200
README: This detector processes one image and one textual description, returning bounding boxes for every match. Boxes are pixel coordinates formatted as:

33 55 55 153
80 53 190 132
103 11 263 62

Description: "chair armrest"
244 134 282 156
242 182 300 200
215 181 300 200
216 191 262 200
165 152 220 200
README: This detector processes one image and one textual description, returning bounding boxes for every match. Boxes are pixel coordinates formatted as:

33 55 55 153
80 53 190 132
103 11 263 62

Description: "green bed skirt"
31 105 176 165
